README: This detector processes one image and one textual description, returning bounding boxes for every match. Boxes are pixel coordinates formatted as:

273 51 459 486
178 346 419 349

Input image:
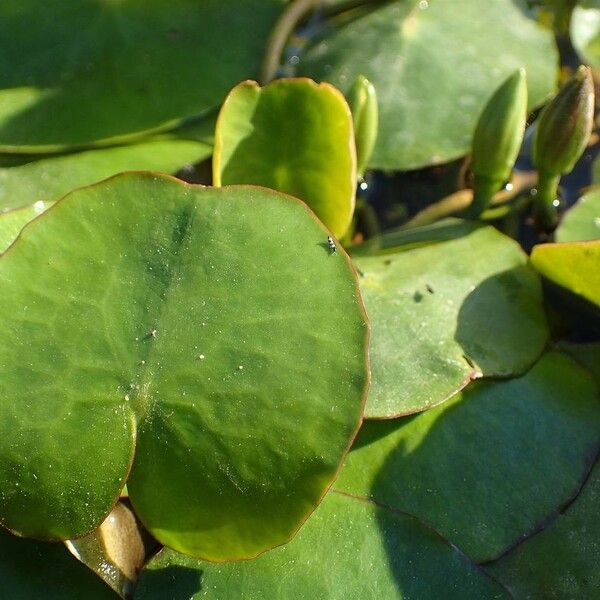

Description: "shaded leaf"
296 0 557 170
355 221 547 417
0 173 368 560
571 6 600 69
134 492 509 600
0 528 117 599
336 352 600 562
0 1 284 151
214 79 356 238
487 458 600 598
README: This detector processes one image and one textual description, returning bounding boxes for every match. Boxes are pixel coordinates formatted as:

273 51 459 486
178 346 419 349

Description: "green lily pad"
557 341 600 385
295 0 557 170
0 201 52 254
555 187 600 241
487 458 600 598
134 491 509 600
0 173 369 560
531 240 600 308
0 528 117 599
213 79 356 238
0 139 212 212
572 6 600 69
0 1 284 151
355 221 548 417
336 352 600 562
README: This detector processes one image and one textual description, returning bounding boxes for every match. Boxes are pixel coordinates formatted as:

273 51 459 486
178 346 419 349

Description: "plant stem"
465 176 500 219
534 171 561 231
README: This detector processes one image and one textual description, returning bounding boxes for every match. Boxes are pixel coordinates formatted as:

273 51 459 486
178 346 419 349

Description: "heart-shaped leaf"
134 492 509 600
555 187 600 242
531 240 600 308
0 173 369 560
355 221 548 417
213 78 356 238
0 1 284 151
487 457 600 598
0 528 117 599
335 352 600 562
295 0 557 170
0 139 213 213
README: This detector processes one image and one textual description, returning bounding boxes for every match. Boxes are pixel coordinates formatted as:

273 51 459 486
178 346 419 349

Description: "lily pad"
296 0 557 170
0 1 284 151
134 492 509 600
531 240 600 308
555 187 600 241
572 6 600 69
557 341 600 385
336 352 600 562
355 221 548 417
487 458 600 598
0 173 369 560
213 79 356 238
0 528 117 599
0 139 213 212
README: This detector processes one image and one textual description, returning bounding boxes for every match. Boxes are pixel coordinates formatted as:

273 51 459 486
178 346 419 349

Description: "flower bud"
533 65 594 177
349 75 378 177
468 68 528 217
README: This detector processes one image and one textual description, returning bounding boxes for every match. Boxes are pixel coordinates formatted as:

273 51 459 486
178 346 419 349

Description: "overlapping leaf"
0 173 369 560
555 187 600 242
355 221 548 417
0 0 284 151
296 0 557 170
213 79 356 238
336 352 600 561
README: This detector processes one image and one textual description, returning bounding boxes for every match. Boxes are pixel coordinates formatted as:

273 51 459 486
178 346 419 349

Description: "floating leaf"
0 139 212 212
0 1 284 151
487 459 600 598
355 221 547 417
0 201 51 254
134 492 509 600
557 341 600 385
0 528 117 599
336 352 600 562
0 173 368 560
213 79 356 238
555 187 600 242
296 0 557 170
531 240 600 308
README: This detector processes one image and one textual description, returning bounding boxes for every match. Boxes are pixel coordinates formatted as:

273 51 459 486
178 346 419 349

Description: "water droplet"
418 0 429 8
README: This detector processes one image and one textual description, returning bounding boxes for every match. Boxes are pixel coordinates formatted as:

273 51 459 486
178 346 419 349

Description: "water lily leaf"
0 172 369 560
134 492 509 600
0 528 117 599
571 6 600 69
213 79 356 238
355 221 548 417
295 0 557 170
0 1 284 151
487 458 600 598
531 240 600 307
336 351 600 562
557 341 600 385
555 187 600 241
0 139 213 212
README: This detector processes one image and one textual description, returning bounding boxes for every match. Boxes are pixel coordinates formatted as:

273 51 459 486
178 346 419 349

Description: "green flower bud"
533 65 594 178
349 75 379 177
468 68 528 217
533 65 594 230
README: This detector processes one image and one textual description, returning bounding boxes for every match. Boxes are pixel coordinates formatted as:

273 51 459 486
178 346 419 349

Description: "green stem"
534 172 561 231
465 176 501 219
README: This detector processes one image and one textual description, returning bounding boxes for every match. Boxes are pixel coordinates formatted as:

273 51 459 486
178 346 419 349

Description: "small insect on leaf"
327 236 337 253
